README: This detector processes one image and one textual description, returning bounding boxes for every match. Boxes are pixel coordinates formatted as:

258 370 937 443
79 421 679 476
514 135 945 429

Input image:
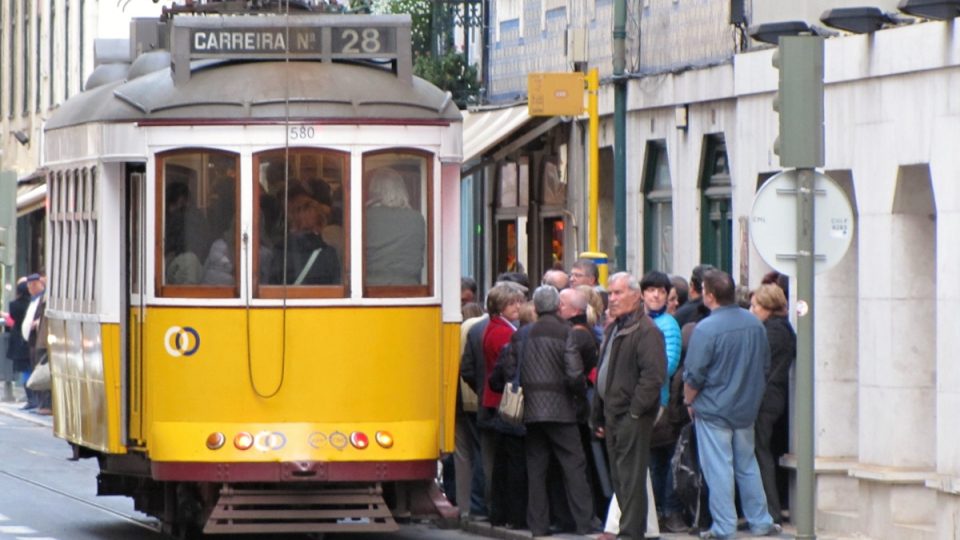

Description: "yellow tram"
41 8 462 537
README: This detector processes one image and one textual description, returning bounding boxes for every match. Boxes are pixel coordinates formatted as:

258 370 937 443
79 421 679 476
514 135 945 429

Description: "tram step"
203 484 399 534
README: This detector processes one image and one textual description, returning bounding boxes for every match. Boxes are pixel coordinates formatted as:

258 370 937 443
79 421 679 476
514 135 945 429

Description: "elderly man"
542 268 570 291
591 272 666 540
683 270 779 539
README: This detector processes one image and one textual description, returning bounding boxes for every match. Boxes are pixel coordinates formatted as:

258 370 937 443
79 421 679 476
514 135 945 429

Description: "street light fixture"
748 21 837 45
821 7 913 33
898 0 960 19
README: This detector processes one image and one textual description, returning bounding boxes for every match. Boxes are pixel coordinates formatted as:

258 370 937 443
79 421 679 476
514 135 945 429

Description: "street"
0 399 485 540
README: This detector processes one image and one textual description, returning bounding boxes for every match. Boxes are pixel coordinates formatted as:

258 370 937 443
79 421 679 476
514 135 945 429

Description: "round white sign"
750 170 854 277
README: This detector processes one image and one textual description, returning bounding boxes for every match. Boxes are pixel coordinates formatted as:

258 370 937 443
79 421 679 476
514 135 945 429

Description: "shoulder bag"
497 332 528 425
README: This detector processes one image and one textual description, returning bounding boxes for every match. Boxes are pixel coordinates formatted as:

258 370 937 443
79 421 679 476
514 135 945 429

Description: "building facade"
0 0 169 279
465 1 960 538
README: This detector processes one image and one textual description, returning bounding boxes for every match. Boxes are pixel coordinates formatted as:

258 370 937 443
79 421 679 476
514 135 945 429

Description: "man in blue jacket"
682 270 779 539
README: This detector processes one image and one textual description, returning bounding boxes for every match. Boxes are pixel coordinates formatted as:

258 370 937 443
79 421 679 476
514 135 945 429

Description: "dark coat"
285 232 340 285
590 309 666 429
760 315 796 416
518 314 585 423
674 297 710 328
6 294 31 372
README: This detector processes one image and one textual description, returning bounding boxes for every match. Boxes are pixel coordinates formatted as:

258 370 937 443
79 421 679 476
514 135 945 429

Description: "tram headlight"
375 431 394 449
206 432 226 450
349 431 369 450
234 432 254 451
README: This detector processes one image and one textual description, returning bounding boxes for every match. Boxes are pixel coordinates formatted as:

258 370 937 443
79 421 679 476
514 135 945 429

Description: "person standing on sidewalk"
683 270 779 539
6 279 35 409
591 272 666 540
496 285 596 537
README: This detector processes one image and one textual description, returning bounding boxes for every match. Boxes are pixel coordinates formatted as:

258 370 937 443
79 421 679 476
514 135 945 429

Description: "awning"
17 183 47 216
461 105 531 164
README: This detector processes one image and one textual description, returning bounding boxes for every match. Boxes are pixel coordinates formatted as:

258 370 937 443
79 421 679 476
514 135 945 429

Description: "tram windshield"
158 149 239 297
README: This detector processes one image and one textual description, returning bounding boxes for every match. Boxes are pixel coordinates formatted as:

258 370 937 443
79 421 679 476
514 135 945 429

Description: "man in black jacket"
499 285 595 537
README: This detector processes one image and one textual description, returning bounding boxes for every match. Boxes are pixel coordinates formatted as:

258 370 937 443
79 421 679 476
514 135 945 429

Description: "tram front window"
362 151 430 296
158 149 239 297
254 148 349 298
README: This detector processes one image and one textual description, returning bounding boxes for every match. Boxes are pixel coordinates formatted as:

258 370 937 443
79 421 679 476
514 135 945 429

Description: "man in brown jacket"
591 272 666 539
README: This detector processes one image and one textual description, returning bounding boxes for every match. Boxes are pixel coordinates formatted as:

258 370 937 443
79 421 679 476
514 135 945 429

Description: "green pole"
613 0 627 271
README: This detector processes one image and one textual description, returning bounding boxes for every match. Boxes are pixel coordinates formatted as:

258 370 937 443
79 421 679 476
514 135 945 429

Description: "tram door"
125 167 147 445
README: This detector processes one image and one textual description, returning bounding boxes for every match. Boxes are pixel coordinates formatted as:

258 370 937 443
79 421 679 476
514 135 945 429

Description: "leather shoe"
35 408 52 416
663 512 689 533
20 403 37 410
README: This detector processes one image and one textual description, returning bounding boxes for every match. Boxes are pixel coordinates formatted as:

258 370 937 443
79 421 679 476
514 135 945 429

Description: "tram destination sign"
170 15 412 84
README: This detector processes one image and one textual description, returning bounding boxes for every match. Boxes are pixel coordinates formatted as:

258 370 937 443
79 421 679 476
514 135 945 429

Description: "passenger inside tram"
164 181 205 285
364 167 426 286
201 182 237 286
283 189 341 285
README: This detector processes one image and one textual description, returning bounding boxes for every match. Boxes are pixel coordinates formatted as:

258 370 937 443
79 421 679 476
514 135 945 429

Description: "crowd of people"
449 261 796 540
2 272 51 415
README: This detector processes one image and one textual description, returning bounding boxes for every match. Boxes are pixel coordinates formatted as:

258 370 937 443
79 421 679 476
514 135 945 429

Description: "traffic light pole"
772 35 823 540
795 167 816 540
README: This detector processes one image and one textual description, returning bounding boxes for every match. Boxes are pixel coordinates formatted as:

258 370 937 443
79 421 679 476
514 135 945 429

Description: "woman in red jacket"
478 282 526 528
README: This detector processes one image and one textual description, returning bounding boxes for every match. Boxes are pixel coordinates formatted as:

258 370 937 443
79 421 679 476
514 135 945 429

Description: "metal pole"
795 167 816 540
613 0 627 271
587 68 600 253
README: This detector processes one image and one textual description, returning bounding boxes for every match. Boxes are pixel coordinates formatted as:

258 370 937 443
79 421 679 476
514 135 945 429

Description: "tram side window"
158 150 239 297
254 148 348 298
362 151 430 296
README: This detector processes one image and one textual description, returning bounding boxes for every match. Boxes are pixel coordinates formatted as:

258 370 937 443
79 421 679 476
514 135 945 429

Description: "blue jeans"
695 417 773 538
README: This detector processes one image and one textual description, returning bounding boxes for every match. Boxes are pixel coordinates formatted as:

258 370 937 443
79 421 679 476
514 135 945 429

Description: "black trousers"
489 431 527 528
525 422 595 535
754 406 784 522
606 413 654 540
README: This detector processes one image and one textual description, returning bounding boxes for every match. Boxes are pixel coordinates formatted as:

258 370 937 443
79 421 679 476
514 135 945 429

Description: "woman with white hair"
364 167 426 286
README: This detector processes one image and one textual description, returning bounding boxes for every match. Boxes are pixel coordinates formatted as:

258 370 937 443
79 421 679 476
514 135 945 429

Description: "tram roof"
44 59 461 131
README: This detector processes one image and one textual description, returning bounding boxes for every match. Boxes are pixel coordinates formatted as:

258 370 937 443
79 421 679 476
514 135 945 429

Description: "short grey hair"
532 285 560 314
608 271 640 291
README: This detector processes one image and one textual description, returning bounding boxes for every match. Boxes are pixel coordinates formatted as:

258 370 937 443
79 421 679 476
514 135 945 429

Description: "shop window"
157 149 240 298
497 220 523 273
643 141 673 273
699 135 732 274
542 217 564 270
254 148 348 298
362 150 431 297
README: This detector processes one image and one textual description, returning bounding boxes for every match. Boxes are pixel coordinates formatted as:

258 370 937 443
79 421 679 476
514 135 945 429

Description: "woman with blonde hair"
750 283 795 525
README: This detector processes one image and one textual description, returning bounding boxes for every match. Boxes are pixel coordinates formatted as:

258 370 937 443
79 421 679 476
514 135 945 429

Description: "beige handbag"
496 335 527 425
497 380 524 424
460 377 479 412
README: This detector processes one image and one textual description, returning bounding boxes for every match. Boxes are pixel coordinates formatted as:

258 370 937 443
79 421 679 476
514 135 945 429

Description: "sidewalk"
0 382 53 427
460 517 799 539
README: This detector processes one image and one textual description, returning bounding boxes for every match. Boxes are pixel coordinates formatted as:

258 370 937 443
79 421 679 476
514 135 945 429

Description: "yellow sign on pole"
527 72 585 116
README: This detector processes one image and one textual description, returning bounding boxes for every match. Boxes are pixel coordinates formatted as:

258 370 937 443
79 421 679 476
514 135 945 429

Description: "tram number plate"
289 126 317 141
331 27 396 55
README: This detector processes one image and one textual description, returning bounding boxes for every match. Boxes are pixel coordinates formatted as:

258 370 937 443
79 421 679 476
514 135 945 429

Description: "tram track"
0 469 163 535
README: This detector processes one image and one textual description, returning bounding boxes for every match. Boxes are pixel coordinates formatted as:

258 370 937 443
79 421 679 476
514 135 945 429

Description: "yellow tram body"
41 10 463 536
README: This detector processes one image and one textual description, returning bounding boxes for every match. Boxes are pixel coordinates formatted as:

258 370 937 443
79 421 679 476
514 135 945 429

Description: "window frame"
361 148 434 299
154 148 241 299
252 147 351 300
642 140 673 274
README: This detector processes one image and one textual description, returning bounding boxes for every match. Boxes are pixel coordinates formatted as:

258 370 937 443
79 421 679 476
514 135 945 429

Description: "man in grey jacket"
683 270 779 539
